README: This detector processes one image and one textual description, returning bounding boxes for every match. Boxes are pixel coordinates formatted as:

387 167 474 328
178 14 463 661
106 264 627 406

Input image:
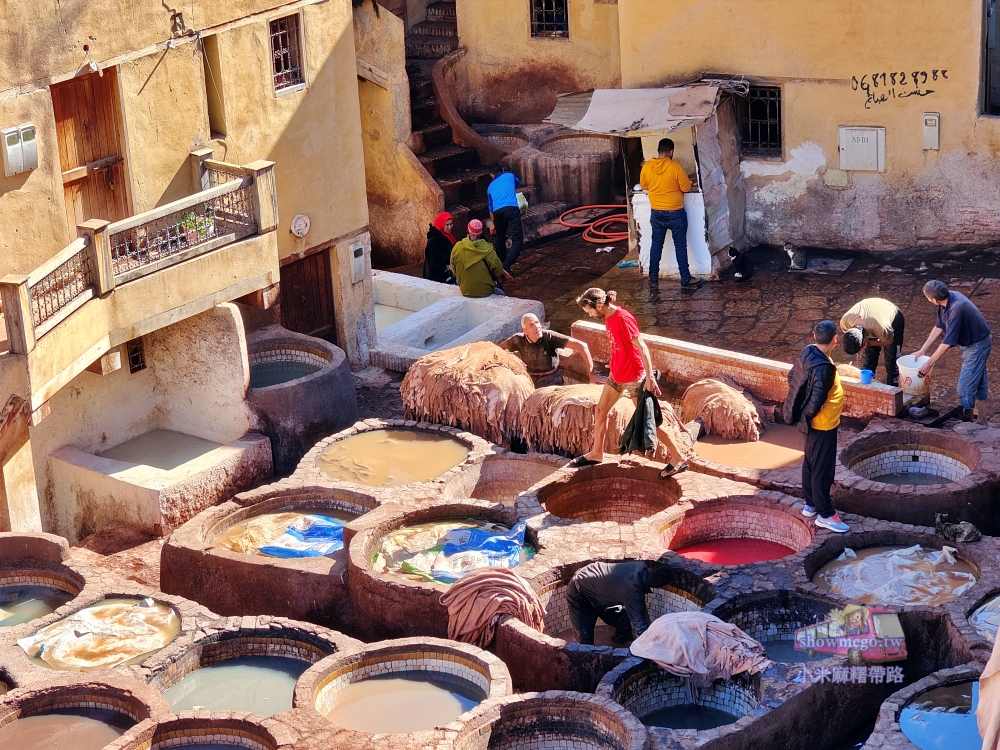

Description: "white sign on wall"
838 127 886 172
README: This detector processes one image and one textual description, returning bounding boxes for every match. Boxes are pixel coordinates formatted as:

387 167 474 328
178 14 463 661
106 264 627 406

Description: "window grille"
531 0 569 38
736 86 782 158
126 339 146 373
270 15 304 91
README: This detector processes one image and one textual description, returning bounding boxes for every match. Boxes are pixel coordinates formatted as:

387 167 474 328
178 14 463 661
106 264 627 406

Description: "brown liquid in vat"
0 710 130 750
694 425 805 469
316 429 469 486
812 545 977 607
324 674 482 733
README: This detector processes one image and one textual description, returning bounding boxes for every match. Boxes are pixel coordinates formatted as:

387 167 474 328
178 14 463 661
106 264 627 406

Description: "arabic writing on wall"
851 69 949 109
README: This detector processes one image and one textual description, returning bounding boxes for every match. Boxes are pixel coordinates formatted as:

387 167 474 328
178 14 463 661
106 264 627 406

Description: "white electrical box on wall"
350 240 366 284
923 112 940 150
2 123 38 177
838 126 886 172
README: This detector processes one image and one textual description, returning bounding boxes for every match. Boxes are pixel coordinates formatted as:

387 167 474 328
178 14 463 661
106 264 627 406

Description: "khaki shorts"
607 371 643 399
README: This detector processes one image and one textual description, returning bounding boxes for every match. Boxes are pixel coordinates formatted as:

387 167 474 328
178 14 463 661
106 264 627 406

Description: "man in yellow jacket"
639 138 701 291
450 219 510 298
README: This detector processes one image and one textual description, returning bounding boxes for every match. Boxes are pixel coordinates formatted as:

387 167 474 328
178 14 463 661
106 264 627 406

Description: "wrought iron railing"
28 240 95 328
108 178 256 279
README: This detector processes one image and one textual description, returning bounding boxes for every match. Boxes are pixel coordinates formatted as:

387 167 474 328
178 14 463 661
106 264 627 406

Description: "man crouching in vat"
500 313 596 387
567 561 652 646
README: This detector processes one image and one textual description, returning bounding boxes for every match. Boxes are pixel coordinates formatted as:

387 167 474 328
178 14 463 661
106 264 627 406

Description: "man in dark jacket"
784 321 850 533
566 560 652 645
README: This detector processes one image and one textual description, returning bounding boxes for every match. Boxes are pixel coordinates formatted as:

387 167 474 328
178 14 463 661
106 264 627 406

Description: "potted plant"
179 212 213 243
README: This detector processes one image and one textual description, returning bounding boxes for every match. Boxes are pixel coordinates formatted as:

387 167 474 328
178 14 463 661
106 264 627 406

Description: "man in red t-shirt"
572 287 688 478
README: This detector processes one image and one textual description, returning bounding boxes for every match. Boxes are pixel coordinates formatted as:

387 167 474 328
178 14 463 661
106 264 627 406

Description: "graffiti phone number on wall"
852 70 949 108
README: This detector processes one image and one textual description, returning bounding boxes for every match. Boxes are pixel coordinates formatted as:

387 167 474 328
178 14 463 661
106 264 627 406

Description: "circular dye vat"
970 594 1000 643
211 509 357 558
900 681 982 750
0 708 133 750
693 424 805 469
19 597 181 671
846 445 972 486
371 518 533 584
162 655 307 716
316 429 470 486
325 672 484 733
0 584 74 627
812 546 977 607
674 539 796 565
249 360 321 389
761 639 825 663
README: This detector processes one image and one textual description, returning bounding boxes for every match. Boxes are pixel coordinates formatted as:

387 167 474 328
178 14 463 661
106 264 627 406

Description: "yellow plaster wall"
454 0 622 123
354 3 443 266
211 1 369 262
118 44 212 211
0 89 73 276
614 0 1000 248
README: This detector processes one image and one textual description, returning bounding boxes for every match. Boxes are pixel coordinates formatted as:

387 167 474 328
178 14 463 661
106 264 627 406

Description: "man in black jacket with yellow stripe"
784 321 850 533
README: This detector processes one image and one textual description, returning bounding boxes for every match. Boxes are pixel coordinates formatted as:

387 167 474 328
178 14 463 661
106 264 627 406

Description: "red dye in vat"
675 538 796 565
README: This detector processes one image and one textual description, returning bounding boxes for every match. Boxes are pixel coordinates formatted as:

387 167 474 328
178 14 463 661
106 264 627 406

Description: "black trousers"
860 310 905 386
803 426 838 518
493 206 524 271
566 581 633 645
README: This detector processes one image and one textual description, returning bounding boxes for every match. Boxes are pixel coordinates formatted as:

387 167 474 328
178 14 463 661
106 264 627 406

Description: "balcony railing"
0 155 276 356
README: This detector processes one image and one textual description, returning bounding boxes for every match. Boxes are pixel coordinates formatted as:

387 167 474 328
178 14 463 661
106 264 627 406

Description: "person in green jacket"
450 219 511 298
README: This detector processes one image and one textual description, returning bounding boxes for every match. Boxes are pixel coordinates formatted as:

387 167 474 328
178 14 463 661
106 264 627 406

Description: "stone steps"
410 122 453 155
411 96 439 128
409 20 457 37
437 167 492 205
405 33 458 59
417 144 480 178
425 1 456 21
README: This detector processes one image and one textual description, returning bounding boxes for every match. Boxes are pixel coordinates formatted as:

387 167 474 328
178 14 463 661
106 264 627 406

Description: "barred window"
736 86 782 158
270 15 304 91
531 0 569 38
126 338 146 374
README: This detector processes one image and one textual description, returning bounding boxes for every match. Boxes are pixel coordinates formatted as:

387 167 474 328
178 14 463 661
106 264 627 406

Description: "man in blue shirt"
487 163 524 274
914 279 993 423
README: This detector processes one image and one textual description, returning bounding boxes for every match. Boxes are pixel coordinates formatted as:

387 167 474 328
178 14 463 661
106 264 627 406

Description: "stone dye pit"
710 591 844 664
211 509 356 558
692 424 805 470
315 428 471 487
598 657 760 731
811 545 977 607
834 423 998 531
303 638 510 735
658 497 814 566
459 452 566 505
19 597 181 671
970 593 1000 643
161 656 305 715
900 680 981 750
161 488 376 628
537 463 680 523
453 692 647 750
106 715 282 750
245 326 358 476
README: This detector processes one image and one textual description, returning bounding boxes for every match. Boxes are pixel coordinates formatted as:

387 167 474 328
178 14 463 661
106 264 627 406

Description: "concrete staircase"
405 1 569 242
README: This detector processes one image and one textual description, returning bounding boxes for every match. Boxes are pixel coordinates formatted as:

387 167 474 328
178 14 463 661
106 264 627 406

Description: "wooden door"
51 69 131 233
280 251 336 340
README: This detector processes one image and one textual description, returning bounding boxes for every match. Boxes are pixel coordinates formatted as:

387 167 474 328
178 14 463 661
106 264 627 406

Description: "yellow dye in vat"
316 429 469 486
694 425 804 469
18 597 180 671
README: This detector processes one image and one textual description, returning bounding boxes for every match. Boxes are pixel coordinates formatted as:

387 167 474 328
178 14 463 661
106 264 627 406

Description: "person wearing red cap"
423 212 456 284
450 219 512 298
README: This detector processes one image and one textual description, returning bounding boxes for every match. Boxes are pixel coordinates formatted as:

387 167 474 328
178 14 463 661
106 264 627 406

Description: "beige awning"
545 85 721 137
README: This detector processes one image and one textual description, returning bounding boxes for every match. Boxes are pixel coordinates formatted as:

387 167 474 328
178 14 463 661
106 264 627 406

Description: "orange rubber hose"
559 205 629 244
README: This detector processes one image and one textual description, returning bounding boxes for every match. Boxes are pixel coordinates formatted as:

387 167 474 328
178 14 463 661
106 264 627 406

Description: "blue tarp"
258 515 345 558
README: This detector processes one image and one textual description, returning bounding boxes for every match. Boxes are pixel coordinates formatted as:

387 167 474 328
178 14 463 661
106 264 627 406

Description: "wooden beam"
236 282 280 310
357 58 390 90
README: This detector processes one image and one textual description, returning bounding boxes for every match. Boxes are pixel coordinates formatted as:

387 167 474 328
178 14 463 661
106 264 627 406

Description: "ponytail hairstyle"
576 287 617 311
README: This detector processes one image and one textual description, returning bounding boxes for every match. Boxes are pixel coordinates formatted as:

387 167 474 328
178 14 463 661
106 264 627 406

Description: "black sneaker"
962 408 975 422
680 279 703 290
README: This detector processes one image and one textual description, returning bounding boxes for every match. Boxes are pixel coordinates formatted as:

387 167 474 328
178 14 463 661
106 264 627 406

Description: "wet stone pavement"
524 240 1000 420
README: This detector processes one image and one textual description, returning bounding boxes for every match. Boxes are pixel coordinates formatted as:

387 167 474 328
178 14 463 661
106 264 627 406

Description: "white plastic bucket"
897 355 931 396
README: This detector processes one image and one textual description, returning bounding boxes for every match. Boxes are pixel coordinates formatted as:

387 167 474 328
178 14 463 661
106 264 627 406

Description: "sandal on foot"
659 462 689 479
569 456 601 468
